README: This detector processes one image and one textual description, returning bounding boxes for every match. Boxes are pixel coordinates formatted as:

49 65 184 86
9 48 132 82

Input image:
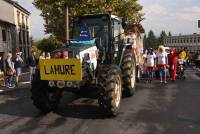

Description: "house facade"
0 0 31 67
164 34 200 52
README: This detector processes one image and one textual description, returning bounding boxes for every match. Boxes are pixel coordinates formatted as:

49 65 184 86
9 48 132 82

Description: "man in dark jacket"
27 51 37 81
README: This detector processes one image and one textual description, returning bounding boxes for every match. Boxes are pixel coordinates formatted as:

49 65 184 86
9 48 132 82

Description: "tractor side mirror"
122 17 128 29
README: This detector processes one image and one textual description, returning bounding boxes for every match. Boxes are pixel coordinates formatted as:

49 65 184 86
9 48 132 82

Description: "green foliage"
144 30 172 49
158 30 167 46
33 0 144 41
36 36 63 52
168 32 172 36
145 30 158 49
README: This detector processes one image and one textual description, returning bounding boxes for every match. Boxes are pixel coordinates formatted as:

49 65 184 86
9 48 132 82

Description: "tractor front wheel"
31 70 62 113
98 65 122 116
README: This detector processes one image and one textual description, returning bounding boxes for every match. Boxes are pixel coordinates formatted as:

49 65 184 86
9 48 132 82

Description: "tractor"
31 13 137 116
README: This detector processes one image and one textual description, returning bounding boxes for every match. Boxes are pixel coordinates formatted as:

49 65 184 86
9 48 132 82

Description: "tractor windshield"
73 15 109 47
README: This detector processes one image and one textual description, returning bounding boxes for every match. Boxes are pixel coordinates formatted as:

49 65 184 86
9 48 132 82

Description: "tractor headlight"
57 81 65 88
49 81 55 87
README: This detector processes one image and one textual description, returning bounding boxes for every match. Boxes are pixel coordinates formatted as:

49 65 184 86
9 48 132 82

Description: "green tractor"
31 13 137 116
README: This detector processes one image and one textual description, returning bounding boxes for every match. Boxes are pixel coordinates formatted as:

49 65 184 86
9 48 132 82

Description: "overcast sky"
139 0 200 36
17 0 200 40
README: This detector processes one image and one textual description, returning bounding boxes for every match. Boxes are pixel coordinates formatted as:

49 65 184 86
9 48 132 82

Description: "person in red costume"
168 48 178 81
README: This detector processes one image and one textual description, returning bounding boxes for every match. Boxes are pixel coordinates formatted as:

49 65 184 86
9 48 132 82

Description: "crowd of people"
0 51 24 88
0 50 38 88
143 46 188 84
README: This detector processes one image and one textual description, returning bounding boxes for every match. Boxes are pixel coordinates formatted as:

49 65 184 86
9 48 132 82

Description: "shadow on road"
0 86 106 120
55 104 105 120
0 87 42 118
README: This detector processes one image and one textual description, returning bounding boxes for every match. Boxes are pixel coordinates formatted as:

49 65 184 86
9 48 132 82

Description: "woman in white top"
145 48 156 83
156 46 168 83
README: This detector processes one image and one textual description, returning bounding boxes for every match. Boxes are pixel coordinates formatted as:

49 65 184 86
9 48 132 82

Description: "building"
0 0 31 67
164 34 200 52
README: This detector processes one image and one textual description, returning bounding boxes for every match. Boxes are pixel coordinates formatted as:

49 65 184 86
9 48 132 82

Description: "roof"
3 0 30 15
127 24 145 34
0 18 16 26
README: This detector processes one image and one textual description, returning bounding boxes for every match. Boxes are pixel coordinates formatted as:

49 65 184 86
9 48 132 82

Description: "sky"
17 0 200 40
139 0 200 36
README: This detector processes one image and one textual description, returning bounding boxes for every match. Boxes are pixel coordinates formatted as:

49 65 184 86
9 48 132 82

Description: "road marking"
20 81 31 84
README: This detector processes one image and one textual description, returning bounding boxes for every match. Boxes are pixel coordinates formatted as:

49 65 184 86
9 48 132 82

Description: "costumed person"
168 48 178 81
145 48 156 83
179 48 188 65
156 46 168 84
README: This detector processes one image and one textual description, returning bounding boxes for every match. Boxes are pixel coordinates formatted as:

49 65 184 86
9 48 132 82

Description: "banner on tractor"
39 59 82 81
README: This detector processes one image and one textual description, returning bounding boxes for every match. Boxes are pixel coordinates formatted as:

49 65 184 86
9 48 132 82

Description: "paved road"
0 67 200 134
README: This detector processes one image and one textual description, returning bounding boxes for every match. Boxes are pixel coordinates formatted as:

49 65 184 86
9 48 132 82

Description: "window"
113 20 120 41
194 38 196 43
23 31 26 44
19 30 22 44
26 16 28 28
198 37 200 43
22 14 24 25
17 12 20 25
2 30 6 42
27 31 29 44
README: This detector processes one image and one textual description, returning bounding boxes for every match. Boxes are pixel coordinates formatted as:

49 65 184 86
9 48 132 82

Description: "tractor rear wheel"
121 49 136 97
31 70 62 113
98 65 122 116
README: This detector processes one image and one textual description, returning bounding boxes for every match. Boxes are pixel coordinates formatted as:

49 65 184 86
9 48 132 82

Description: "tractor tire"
121 49 136 97
31 69 62 113
136 65 142 82
98 65 122 116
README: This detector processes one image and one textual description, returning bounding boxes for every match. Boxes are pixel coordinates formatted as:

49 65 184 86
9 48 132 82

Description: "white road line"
20 81 31 84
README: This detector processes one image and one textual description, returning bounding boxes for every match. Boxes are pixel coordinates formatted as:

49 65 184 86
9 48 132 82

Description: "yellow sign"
39 59 82 81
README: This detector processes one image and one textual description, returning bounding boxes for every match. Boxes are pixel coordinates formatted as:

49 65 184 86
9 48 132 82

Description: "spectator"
14 52 23 86
63 51 68 59
39 52 45 59
27 50 37 82
0 56 3 72
0 56 4 80
5 53 15 88
46 52 51 59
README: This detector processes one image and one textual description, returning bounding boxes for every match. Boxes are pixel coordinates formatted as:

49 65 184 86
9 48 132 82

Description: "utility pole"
65 2 69 45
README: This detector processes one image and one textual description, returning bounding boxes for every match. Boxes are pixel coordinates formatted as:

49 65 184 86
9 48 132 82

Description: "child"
156 46 168 84
145 48 156 83
5 53 16 88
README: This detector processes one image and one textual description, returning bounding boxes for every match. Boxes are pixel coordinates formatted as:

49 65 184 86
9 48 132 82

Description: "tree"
168 32 172 36
36 36 63 53
143 33 148 49
33 0 144 41
146 30 157 48
158 30 167 45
